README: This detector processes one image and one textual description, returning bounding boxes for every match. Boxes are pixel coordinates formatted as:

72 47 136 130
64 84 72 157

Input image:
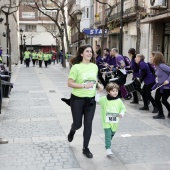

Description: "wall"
0 13 19 64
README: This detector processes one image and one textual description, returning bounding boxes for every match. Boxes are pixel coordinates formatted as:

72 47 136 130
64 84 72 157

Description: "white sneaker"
106 149 113 156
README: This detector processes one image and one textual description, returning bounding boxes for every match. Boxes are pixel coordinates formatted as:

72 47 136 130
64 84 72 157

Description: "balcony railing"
107 12 121 22
106 6 146 22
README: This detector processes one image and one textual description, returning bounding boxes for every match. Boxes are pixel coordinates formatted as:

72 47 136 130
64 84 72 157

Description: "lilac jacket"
155 63 170 89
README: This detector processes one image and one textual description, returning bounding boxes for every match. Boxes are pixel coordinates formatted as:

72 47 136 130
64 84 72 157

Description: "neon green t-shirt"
37 53 43 60
43 54 49 61
32 52 37 59
48 54 52 59
24 51 31 59
69 62 98 98
99 96 126 132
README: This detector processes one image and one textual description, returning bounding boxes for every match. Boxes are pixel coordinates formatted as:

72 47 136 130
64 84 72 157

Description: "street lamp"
60 22 66 68
76 11 82 49
19 28 23 64
23 35 26 52
4 22 10 67
60 22 64 30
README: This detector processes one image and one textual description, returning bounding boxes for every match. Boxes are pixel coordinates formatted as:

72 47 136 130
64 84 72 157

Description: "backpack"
123 56 131 66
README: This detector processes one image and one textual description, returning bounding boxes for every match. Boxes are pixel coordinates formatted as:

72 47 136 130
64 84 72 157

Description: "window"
46 25 57 32
83 7 90 19
76 0 80 4
86 8 89 18
23 0 47 3
25 25 36 32
22 12 35 19
39 10 57 18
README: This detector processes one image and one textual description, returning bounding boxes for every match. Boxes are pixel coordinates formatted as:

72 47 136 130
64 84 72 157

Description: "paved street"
0 62 170 170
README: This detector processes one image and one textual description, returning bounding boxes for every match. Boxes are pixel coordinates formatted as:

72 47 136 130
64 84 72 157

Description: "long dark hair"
70 45 95 65
128 48 136 58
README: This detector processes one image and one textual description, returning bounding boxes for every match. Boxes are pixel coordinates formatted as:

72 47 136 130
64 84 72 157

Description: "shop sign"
83 28 108 37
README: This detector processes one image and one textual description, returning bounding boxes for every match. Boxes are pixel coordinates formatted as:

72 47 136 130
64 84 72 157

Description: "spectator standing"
135 54 158 113
52 52 56 65
59 50 63 64
151 51 170 119
111 48 131 99
96 49 106 88
128 48 141 104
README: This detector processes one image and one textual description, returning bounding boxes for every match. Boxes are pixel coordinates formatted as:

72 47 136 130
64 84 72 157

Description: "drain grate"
49 90 56 93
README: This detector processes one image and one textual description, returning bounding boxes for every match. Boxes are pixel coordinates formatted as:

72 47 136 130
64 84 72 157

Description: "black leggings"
132 78 142 102
39 60 42 67
70 94 96 148
155 88 170 115
44 61 48 67
141 83 156 107
32 59 36 66
25 58 30 67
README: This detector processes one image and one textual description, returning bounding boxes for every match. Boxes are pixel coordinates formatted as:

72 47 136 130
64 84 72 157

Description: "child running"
95 82 126 156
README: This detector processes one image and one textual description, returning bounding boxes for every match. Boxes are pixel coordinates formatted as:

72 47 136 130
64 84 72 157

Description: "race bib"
84 80 96 90
106 113 119 123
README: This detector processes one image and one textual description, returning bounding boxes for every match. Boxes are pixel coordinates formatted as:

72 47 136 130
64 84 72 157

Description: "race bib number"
106 113 119 123
84 80 96 90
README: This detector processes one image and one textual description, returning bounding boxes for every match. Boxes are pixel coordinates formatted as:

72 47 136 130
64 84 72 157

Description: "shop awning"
141 12 170 24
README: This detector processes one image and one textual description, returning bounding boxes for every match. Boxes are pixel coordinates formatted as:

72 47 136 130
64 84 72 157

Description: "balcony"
107 12 121 22
124 6 146 19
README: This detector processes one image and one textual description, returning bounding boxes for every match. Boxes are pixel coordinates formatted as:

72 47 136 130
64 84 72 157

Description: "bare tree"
0 0 22 71
41 22 60 63
135 0 141 54
96 0 142 54
95 0 118 56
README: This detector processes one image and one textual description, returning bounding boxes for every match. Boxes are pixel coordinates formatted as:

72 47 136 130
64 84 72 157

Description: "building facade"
141 0 170 64
0 0 19 64
19 0 59 53
68 0 91 54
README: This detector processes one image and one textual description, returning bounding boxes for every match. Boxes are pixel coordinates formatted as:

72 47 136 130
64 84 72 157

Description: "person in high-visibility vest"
43 52 50 68
31 50 37 67
37 51 43 68
24 50 31 67
48 52 52 65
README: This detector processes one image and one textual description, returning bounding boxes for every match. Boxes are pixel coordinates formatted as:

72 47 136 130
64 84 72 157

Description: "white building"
68 0 91 54
19 0 60 53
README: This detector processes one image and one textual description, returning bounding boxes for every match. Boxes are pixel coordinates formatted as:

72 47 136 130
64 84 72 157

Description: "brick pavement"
0 62 170 170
